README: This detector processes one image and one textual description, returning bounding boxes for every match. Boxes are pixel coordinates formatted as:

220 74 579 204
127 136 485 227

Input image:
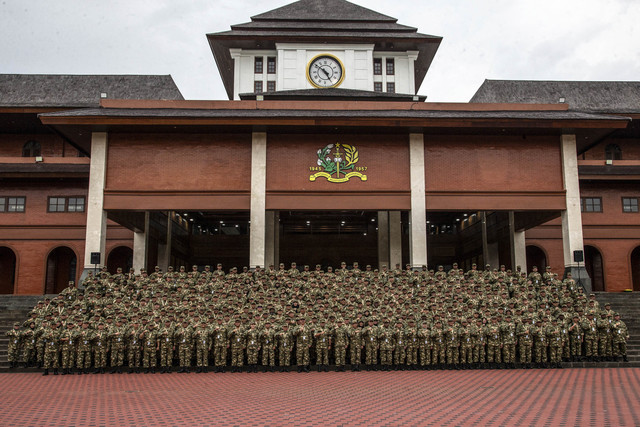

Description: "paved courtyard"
1 368 639 426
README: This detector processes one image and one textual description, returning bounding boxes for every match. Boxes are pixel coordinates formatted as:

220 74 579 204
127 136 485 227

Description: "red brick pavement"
1 368 639 426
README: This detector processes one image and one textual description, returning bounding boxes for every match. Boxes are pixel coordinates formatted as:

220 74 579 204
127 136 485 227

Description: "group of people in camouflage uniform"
6 261 630 375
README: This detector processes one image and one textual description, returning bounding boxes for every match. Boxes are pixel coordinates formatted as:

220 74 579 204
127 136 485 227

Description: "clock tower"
207 0 441 100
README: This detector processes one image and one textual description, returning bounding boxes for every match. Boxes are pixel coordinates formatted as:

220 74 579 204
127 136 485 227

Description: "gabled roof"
250 0 397 22
471 80 640 114
0 74 184 108
207 0 441 100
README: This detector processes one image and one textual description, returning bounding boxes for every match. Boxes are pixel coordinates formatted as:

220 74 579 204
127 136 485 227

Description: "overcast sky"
1 0 638 101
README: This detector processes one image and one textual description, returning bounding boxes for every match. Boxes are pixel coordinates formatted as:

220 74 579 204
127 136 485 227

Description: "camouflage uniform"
142 326 158 371
277 326 293 369
349 323 363 369
315 324 331 370
294 323 312 370
76 326 93 372
418 324 432 367
43 325 61 374
6 324 22 368
516 320 534 365
60 324 77 373
158 323 175 372
568 318 583 360
194 324 212 371
245 327 261 369
109 324 126 372
230 323 246 370
363 324 379 367
332 323 349 369
612 315 629 361
445 322 460 365
126 324 143 371
485 322 502 365
431 323 446 365
378 324 394 368
260 325 276 369
92 327 109 373
581 316 598 359
500 319 517 365
212 322 230 370
176 323 194 371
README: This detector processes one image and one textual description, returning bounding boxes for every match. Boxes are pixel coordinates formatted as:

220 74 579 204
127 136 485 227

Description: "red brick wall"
0 133 81 157
106 133 252 192
582 137 640 161
266 133 410 192
425 135 563 192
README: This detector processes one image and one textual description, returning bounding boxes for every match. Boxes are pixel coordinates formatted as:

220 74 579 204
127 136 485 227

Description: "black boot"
61 368 67 375
624 355 629 362
43 369 49 376
53 368 59 375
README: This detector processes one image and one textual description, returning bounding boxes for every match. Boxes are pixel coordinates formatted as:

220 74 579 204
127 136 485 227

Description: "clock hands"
318 65 332 80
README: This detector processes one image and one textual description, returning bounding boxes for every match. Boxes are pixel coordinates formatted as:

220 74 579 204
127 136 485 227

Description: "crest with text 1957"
309 143 368 183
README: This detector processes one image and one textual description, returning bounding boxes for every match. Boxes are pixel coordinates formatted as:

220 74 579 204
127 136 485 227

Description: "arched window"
22 140 41 157
605 144 622 161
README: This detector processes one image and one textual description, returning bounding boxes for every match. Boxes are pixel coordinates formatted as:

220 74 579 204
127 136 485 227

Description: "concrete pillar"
82 132 108 276
250 132 267 269
409 133 427 268
265 211 276 268
377 211 390 270
508 211 527 272
561 134 591 292
158 212 173 271
133 212 150 273
481 211 489 266
487 242 500 270
389 211 402 269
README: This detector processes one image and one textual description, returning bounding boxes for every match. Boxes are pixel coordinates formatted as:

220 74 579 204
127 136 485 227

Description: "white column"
133 211 149 273
250 132 267 269
377 211 390 270
409 133 427 268
265 211 276 268
83 132 108 270
230 48 241 100
389 211 402 269
561 134 585 267
561 133 591 291
157 212 173 271
514 230 527 272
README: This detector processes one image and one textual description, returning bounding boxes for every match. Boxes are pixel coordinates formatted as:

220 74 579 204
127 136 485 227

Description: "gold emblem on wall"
309 143 368 183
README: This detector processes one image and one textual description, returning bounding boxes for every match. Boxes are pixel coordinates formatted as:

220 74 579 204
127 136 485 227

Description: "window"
623 198 639 213
68 197 85 212
581 197 602 212
605 144 622 161
47 196 85 213
373 58 382 75
48 197 66 212
267 81 276 92
267 57 276 74
254 81 263 93
374 82 383 92
1 197 26 213
386 82 396 93
254 57 263 74
22 140 41 157
386 58 395 75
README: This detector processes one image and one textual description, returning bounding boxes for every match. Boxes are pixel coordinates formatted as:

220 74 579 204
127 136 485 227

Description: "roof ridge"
251 0 397 23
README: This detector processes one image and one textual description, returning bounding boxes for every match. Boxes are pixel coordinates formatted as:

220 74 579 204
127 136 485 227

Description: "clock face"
307 55 345 89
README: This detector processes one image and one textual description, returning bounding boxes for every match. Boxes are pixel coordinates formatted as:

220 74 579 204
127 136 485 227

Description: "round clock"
307 54 345 89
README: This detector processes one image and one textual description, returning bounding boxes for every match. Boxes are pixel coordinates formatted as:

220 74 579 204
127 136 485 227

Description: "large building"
0 0 638 294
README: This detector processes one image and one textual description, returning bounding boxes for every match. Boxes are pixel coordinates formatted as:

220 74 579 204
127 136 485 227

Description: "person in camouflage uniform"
445 319 460 368
378 320 394 370
612 313 629 362
142 322 158 373
534 318 549 367
76 321 93 374
431 320 446 367
229 319 245 372
393 321 407 369
568 315 583 361
459 319 473 368
6 322 22 369
472 319 486 368
212 318 229 372
42 322 61 375
92 323 109 374
363 319 379 370
597 313 612 361
332 319 349 371
194 321 212 373
35 321 47 368
60 322 77 375
314 320 331 372
418 321 432 368
260 320 276 371
21 322 37 368
516 317 534 367
176 319 194 373
581 313 598 361
158 320 175 373
500 315 517 368
277 323 293 372
404 320 418 368
126 320 143 373
109 319 126 373
245 322 261 372
294 318 312 372
548 318 563 368
485 317 502 368
349 321 363 371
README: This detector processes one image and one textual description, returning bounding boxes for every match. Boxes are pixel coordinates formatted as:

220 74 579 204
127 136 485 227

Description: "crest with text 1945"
309 143 368 183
